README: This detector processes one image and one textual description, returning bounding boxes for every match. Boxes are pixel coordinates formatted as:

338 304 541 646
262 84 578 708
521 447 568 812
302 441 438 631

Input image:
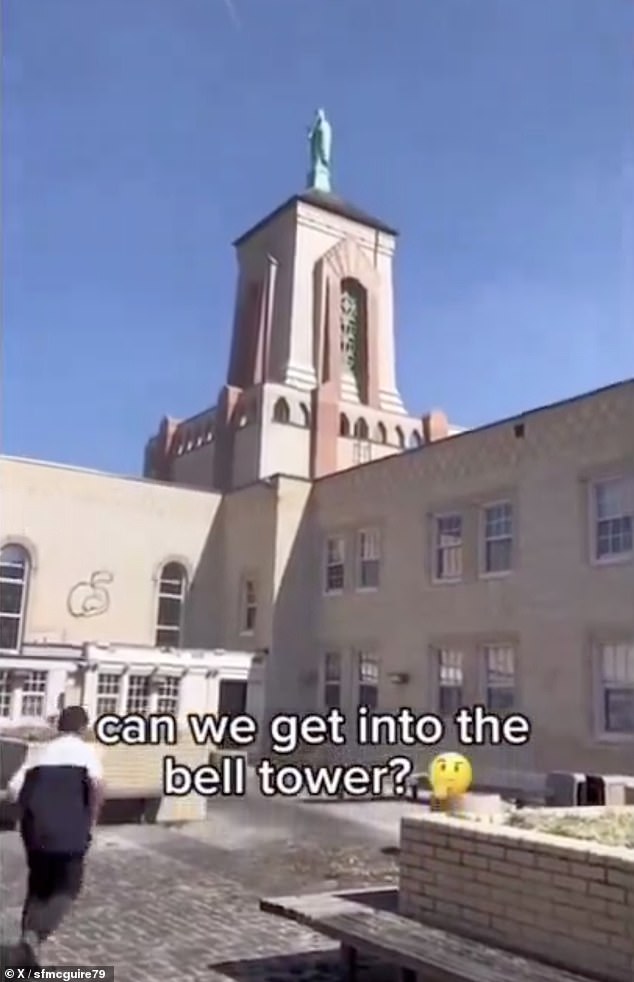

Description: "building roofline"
233 190 398 247
0 455 219 497
315 376 634 487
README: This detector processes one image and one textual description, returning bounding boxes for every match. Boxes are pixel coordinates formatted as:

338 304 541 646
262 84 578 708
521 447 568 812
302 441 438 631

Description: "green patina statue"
307 108 332 193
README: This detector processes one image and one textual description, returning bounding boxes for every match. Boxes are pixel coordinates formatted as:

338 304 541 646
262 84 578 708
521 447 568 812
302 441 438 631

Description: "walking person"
7 705 105 967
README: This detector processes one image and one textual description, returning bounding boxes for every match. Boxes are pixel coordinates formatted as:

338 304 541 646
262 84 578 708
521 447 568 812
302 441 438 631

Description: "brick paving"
0 794 403 982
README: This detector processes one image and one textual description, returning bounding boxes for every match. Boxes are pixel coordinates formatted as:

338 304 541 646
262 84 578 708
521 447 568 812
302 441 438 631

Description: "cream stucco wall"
304 381 634 786
1 458 224 649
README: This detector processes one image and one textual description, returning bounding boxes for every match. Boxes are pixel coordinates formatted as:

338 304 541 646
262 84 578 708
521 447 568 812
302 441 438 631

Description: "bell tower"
209 111 425 491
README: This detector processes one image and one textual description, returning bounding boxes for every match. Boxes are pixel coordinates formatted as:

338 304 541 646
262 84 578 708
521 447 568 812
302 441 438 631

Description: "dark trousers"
22 851 85 942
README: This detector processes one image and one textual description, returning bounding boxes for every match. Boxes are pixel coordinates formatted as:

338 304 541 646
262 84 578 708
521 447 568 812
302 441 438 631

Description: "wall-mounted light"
387 672 410 685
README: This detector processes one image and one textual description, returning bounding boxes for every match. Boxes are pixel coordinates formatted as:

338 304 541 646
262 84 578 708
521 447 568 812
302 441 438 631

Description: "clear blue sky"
3 0 633 475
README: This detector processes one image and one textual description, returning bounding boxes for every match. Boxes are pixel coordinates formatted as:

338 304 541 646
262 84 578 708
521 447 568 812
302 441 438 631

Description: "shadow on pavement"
211 949 395 982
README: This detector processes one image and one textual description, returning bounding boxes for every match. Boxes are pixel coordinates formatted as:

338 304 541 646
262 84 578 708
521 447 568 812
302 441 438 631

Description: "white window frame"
483 643 515 711
154 562 188 648
0 544 31 654
156 675 181 715
94 669 181 719
590 476 633 566
596 640 634 739
126 673 151 716
480 501 513 577
435 648 463 715
432 514 463 583
324 535 345 595
357 528 381 592
95 672 121 717
240 577 257 635
10 670 49 722
356 651 379 710
323 651 342 710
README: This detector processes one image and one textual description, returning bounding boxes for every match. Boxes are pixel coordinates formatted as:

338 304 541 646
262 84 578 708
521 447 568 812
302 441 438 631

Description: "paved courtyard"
0 791 424 982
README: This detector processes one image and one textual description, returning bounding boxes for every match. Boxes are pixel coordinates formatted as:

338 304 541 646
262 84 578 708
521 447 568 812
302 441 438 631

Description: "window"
437 649 463 715
340 278 368 402
155 562 187 647
324 652 342 710
600 642 634 734
352 441 371 465
357 528 381 590
353 418 369 440
324 535 345 593
241 578 257 634
273 397 290 424
593 478 633 562
300 403 311 428
409 431 422 448
339 414 350 437
395 426 405 448
483 502 513 574
126 675 150 715
96 673 120 716
0 671 12 717
375 422 387 444
434 515 463 581
157 676 180 715
484 645 515 711
21 671 47 718
0 544 31 653
357 653 379 710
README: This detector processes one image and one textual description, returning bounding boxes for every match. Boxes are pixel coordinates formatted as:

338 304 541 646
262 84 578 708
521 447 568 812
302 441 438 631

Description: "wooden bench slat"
260 894 594 982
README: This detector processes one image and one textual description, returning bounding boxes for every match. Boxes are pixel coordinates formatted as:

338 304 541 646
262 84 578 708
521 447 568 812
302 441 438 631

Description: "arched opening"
339 413 350 437
299 403 311 428
340 277 368 404
155 562 188 648
0 544 31 653
353 418 369 440
409 430 423 448
273 397 290 424
395 426 405 448
375 422 387 444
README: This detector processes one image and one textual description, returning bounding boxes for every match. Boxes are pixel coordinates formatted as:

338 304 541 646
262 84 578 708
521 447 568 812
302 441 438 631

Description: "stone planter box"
399 807 634 982
0 732 210 824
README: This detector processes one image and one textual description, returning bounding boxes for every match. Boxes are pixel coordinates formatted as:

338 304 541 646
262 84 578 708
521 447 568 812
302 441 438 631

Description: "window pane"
359 683 378 710
158 596 182 628
324 682 341 710
605 689 634 733
159 579 185 597
0 671 12 717
325 652 341 681
0 582 24 615
162 562 187 582
0 617 20 651
127 675 150 714
360 558 380 589
485 538 512 573
325 563 344 592
156 627 181 647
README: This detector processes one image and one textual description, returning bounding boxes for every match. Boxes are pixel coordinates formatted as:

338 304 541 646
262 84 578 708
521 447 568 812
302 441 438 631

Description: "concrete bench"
260 889 594 982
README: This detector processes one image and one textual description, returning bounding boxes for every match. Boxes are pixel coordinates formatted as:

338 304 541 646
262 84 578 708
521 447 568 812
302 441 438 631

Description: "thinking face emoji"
429 752 473 800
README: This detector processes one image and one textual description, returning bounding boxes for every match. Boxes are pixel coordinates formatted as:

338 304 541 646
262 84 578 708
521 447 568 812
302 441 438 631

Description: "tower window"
395 426 405 448
339 413 350 437
353 418 369 440
340 278 368 403
272 398 290 424
375 422 387 444
299 403 311 427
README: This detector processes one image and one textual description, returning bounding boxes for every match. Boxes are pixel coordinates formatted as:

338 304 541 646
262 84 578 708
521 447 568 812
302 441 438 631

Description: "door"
217 679 248 749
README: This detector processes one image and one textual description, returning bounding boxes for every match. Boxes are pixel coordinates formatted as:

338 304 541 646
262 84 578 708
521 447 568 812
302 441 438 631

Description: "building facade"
2 136 633 790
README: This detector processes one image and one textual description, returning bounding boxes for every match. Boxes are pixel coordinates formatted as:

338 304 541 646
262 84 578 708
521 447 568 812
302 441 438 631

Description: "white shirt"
7 734 103 802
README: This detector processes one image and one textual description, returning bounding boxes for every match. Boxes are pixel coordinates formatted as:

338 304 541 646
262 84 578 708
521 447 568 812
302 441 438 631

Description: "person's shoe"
17 931 40 967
